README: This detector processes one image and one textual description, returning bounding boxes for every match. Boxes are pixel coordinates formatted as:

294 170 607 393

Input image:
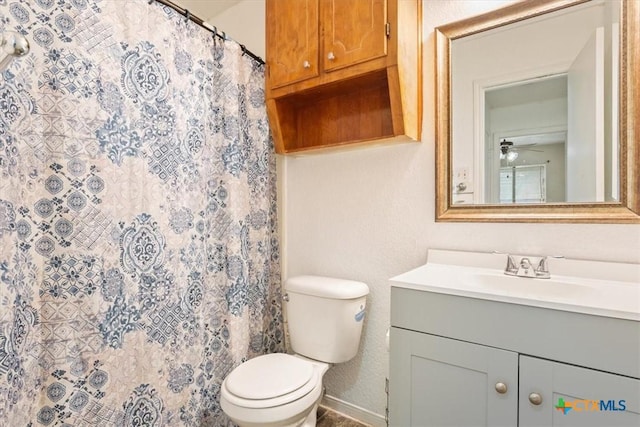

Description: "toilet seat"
222 353 320 409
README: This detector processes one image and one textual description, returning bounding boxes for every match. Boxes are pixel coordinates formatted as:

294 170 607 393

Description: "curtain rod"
150 0 265 65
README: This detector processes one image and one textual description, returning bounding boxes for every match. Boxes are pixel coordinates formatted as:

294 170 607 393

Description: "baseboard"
321 394 386 427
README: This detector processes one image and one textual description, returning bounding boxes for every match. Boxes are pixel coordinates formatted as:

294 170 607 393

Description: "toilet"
220 275 370 427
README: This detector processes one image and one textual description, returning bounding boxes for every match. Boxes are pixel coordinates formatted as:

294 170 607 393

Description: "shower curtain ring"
184 10 190 22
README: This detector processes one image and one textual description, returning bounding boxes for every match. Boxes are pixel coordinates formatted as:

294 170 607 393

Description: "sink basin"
468 273 601 300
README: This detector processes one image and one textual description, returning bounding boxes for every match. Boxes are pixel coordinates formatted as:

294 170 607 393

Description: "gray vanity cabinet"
519 356 640 427
390 328 518 426
389 287 640 427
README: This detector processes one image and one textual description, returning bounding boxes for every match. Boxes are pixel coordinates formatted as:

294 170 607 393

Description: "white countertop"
391 249 640 321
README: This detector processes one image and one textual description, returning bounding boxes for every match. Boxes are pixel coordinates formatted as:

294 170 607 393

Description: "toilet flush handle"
283 293 289 302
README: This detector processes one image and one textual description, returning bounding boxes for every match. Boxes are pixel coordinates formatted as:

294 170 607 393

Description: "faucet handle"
503 255 519 276
536 256 549 273
534 256 560 278
535 255 563 278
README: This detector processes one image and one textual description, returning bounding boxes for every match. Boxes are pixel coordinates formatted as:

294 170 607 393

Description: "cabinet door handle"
528 392 543 405
327 52 336 60
494 382 507 394
303 60 311 69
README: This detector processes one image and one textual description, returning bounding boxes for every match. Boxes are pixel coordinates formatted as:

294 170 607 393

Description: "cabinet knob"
327 52 336 60
528 392 543 405
303 60 311 69
494 382 507 394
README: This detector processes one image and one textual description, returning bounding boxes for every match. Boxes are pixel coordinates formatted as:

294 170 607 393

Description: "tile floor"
316 405 371 427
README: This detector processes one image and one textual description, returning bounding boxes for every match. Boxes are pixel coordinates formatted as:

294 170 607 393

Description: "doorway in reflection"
489 131 566 204
484 74 568 204
483 51 618 205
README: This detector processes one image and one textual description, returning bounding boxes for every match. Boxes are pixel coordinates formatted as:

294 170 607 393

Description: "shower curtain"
0 0 283 425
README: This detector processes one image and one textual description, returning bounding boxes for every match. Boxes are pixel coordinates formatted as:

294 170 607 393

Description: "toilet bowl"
220 275 369 427
220 353 329 427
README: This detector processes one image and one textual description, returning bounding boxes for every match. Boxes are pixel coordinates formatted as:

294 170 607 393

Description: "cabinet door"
266 0 319 88
389 327 518 427
321 0 388 72
520 355 640 427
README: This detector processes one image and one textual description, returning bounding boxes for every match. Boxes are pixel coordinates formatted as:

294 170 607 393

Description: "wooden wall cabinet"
265 0 422 154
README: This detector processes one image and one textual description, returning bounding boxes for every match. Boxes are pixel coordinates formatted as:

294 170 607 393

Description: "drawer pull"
495 382 507 394
529 392 543 405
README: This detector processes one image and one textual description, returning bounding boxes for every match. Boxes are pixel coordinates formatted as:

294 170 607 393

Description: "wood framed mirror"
435 0 639 223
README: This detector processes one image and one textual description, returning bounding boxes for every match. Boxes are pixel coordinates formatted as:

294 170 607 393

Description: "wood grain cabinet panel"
266 0 319 88
265 0 421 154
321 0 388 72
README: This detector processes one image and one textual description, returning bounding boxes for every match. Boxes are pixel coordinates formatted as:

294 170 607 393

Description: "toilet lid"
225 353 314 401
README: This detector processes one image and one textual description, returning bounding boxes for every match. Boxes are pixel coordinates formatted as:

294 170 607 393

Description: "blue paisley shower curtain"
0 0 284 425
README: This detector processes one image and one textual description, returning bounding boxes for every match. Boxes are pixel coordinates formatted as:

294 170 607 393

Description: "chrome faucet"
504 255 551 279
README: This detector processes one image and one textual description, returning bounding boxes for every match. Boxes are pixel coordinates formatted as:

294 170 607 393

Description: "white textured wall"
177 0 266 59
177 0 640 420
205 0 266 59
284 0 640 419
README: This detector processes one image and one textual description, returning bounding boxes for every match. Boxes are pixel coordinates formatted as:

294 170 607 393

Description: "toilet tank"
285 275 369 364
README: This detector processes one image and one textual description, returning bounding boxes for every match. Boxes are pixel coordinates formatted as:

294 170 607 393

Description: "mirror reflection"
450 0 620 205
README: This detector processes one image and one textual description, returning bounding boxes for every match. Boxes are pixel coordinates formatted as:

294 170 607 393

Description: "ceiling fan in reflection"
499 139 542 161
